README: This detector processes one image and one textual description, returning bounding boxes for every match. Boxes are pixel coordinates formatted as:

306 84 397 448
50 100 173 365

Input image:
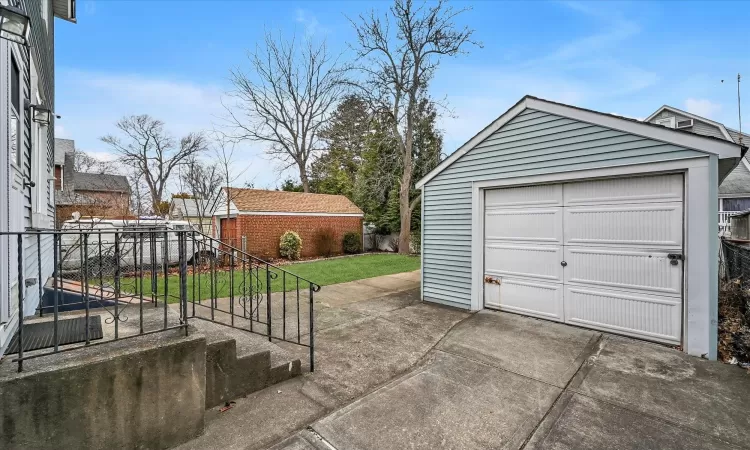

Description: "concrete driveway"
280 311 750 450
178 271 750 450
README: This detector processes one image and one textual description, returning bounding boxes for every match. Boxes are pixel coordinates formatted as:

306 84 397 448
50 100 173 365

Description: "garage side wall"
422 108 704 308
236 215 363 259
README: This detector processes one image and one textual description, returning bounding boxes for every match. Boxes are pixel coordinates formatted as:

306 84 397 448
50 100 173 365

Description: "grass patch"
117 253 420 303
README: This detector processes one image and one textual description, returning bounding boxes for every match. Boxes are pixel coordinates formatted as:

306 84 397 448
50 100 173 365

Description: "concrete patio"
176 270 750 450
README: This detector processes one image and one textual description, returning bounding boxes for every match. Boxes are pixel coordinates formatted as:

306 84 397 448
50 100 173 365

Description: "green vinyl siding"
422 108 704 308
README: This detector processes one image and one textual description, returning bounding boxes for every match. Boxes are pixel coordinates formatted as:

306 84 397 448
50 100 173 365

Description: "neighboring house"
417 95 744 360
54 138 131 225
0 1 76 354
169 197 215 234
645 105 750 230
213 188 364 258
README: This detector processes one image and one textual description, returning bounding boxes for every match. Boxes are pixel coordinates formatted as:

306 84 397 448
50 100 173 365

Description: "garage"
416 95 745 359
482 174 683 344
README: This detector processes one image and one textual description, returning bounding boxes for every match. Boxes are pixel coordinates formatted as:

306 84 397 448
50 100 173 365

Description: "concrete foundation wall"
0 331 207 450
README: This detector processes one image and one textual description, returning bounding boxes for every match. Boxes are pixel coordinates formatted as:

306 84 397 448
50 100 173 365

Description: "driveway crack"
519 333 605 449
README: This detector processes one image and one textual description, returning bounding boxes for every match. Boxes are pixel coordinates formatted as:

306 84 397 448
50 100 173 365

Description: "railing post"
17 234 24 372
163 230 169 330
266 264 272 342
114 232 120 339
83 233 90 345
309 284 315 373
179 231 189 335
138 232 144 334
36 233 43 317
53 233 60 352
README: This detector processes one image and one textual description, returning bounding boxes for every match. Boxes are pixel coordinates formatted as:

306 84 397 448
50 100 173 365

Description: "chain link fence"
721 240 750 285
719 239 750 366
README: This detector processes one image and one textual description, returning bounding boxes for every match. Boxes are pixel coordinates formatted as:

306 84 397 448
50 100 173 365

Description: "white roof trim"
645 105 733 141
416 96 742 189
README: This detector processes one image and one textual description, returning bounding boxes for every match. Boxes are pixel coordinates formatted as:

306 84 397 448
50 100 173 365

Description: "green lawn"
117 253 420 303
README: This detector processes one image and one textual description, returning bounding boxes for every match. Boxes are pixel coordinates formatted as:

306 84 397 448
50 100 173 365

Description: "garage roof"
417 95 745 189
226 188 364 215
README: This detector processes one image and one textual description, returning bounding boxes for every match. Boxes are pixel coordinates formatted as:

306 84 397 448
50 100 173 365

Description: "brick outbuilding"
213 188 364 259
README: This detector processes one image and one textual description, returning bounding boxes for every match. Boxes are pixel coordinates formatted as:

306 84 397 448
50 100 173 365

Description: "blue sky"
54 0 750 190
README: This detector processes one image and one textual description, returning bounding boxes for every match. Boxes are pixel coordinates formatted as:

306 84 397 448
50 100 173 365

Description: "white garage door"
483 174 684 344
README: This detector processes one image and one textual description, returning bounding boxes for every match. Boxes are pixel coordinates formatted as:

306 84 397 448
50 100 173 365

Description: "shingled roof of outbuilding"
225 188 363 215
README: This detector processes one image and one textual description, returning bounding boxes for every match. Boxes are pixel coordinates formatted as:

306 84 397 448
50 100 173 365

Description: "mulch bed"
718 279 750 369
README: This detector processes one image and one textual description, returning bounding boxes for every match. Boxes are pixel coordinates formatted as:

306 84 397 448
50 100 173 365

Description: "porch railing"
1 227 318 372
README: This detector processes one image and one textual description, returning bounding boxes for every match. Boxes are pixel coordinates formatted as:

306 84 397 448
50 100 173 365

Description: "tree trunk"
300 166 311 193
398 163 412 255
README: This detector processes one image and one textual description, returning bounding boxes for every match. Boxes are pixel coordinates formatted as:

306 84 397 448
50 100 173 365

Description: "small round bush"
279 231 302 260
343 232 362 254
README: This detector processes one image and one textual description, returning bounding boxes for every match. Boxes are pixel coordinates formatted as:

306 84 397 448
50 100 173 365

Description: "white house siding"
422 108 704 308
649 110 727 141
0 1 56 351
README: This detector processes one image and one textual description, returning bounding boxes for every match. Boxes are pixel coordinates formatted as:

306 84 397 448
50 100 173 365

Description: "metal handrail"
194 231 322 291
1 228 319 373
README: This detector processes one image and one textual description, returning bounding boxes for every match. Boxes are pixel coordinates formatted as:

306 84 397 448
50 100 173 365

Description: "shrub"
343 232 363 254
315 228 336 257
279 231 302 260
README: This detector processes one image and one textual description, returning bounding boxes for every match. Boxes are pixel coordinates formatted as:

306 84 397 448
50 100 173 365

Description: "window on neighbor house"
10 55 21 168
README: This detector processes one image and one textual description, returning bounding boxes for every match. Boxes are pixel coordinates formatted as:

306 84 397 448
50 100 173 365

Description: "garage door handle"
560 261 567 267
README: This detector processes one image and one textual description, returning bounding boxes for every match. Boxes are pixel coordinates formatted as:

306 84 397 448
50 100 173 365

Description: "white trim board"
645 105 733 141
468 157 717 359
416 96 742 189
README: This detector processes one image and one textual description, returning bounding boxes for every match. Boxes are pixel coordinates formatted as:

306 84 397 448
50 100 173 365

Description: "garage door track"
282 311 750 450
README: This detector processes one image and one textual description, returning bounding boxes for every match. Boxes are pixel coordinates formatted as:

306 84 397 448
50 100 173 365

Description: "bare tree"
350 0 479 253
73 152 112 174
177 134 249 238
101 115 207 213
225 31 347 192
176 159 223 234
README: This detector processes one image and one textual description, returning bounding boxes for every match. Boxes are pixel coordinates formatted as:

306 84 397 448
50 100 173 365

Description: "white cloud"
295 9 327 37
54 69 282 191
684 98 722 119
433 3 656 154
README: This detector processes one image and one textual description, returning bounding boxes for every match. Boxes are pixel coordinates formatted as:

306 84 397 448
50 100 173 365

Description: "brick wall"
234 215 363 259
55 191 132 226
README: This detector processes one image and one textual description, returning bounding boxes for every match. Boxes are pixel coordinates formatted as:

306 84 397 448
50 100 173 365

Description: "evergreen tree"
310 95 371 197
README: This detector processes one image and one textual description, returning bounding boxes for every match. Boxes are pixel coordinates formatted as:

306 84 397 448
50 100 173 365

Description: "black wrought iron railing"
0 226 318 372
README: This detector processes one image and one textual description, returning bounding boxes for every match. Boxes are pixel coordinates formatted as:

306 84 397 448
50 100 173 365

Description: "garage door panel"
485 208 563 245
485 277 564 321
483 175 684 347
564 286 681 344
485 243 563 282
564 203 682 249
486 183 562 209
563 174 683 206
564 247 682 296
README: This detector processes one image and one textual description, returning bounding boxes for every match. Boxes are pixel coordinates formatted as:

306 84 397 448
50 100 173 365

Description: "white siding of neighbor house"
422 108 705 308
649 110 727 141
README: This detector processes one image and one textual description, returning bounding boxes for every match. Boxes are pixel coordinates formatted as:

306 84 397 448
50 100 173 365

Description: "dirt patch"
718 279 750 369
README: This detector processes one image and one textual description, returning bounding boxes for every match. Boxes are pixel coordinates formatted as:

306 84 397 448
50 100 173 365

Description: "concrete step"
189 319 302 409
